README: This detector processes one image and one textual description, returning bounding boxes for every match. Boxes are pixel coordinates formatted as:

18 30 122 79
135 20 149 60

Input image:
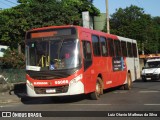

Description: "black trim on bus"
25 35 78 43
26 27 77 39
26 66 82 80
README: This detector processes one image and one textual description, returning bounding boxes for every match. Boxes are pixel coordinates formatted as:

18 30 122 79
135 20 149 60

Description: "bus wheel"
124 73 132 90
142 78 147 82
90 77 103 100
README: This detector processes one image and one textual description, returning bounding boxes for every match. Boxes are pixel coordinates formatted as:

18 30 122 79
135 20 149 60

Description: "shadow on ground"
11 79 160 104
11 83 90 104
11 83 118 105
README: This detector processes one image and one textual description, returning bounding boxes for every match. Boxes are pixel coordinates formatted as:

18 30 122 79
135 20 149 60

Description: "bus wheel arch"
90 76 103 100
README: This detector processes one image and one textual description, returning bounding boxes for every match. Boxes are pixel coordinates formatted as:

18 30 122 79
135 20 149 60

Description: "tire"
142 78 147 82
124 73 132 90
90 77 103 100
50 96 61 102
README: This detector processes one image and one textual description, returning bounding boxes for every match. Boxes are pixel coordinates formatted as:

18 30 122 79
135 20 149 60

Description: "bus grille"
34 85 69 94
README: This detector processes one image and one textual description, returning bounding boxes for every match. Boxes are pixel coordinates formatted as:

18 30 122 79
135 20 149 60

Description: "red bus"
25 25 140 100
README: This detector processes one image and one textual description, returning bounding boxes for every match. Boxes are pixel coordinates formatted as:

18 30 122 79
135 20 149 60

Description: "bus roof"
27 25 136 41
27 25 118 39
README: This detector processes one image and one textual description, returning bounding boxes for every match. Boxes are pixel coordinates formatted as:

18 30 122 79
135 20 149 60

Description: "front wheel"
142 78 147 82
90 77 103 100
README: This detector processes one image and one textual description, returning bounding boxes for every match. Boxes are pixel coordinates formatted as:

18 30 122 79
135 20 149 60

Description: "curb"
0 84 13 93
0 99 21 104
0 83 27 104
0 92 21 104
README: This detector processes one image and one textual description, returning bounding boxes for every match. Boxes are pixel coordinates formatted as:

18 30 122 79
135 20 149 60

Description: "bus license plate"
46 89 56 93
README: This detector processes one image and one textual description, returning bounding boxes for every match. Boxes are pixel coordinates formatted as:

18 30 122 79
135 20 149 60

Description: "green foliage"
0 0 100 69
0 69 25 83
0 8 28 48
103 5 160 54
0 0 100 50
1 49 25 69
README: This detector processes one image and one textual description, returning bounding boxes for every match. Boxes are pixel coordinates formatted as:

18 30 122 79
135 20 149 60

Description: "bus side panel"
135 57 141 79
110 57 127 88
126 57 140 82
101 57 113 89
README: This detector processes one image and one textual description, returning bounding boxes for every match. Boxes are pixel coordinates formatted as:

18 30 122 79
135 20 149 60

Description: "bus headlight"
70 74 83 84
27 80 34 89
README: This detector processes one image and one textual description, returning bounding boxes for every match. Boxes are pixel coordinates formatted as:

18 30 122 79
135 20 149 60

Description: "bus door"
82 40 93 93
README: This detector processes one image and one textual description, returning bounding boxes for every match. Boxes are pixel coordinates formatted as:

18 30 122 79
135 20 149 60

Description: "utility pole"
106 0 110 34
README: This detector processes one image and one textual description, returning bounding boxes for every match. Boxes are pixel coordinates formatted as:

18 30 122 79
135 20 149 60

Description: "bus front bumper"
26 81 84 97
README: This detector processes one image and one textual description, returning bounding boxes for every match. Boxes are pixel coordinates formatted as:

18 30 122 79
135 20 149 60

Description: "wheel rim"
128 74 131 88
96 82 101 97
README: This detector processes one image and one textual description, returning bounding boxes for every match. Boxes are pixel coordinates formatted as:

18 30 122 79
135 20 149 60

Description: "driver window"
82 41 92 70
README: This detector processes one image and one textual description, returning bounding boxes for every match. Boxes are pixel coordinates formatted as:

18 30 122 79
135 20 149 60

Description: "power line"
0 1 12 8
5 0 18 5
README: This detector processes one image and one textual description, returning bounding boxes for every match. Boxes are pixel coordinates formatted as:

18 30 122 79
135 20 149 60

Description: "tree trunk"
18 43 21 54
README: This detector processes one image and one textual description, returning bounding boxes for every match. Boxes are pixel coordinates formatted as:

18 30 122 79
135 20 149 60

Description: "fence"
0 69 25 83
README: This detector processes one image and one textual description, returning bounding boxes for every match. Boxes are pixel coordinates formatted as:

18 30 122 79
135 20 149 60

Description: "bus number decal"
55 80 69 85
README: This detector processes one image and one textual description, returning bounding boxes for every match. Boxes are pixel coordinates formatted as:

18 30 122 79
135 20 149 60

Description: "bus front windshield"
26 38 80 71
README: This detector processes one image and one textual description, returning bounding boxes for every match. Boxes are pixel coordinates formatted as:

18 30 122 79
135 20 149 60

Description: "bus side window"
132 43 138 57
108 38 115 57
100 36 108 56
92 35 101 56
121 41 127 57
114 40 121 57
127 42 133 57
82 41 92 70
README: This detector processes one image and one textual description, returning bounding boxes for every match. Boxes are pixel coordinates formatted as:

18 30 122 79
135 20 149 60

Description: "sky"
0 0 159 17
93 0 160 17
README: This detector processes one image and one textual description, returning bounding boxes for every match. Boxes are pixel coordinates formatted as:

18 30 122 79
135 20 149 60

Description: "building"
94 13 106 31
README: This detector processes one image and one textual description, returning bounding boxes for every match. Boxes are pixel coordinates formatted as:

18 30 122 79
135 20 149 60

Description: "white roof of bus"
117 36 137 43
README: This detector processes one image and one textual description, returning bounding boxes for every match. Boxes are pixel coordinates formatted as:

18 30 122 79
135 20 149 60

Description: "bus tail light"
70 74 83 84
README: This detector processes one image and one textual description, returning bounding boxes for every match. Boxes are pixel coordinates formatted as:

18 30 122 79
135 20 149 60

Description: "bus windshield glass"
26 38 80 71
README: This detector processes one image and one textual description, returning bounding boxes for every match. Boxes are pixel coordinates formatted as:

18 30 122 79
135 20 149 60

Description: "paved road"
0 79 160 120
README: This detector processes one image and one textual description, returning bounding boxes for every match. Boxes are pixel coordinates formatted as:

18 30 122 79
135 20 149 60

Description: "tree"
152 17 160 53
103 5 160 54
0 8 29 52
0 0 100 52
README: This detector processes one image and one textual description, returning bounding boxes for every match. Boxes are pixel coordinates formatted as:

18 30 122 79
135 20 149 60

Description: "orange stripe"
31 31 57 38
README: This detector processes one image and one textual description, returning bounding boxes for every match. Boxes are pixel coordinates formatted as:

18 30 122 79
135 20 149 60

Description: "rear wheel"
90 77 103 100
142 78 147 82
124 73 132 90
